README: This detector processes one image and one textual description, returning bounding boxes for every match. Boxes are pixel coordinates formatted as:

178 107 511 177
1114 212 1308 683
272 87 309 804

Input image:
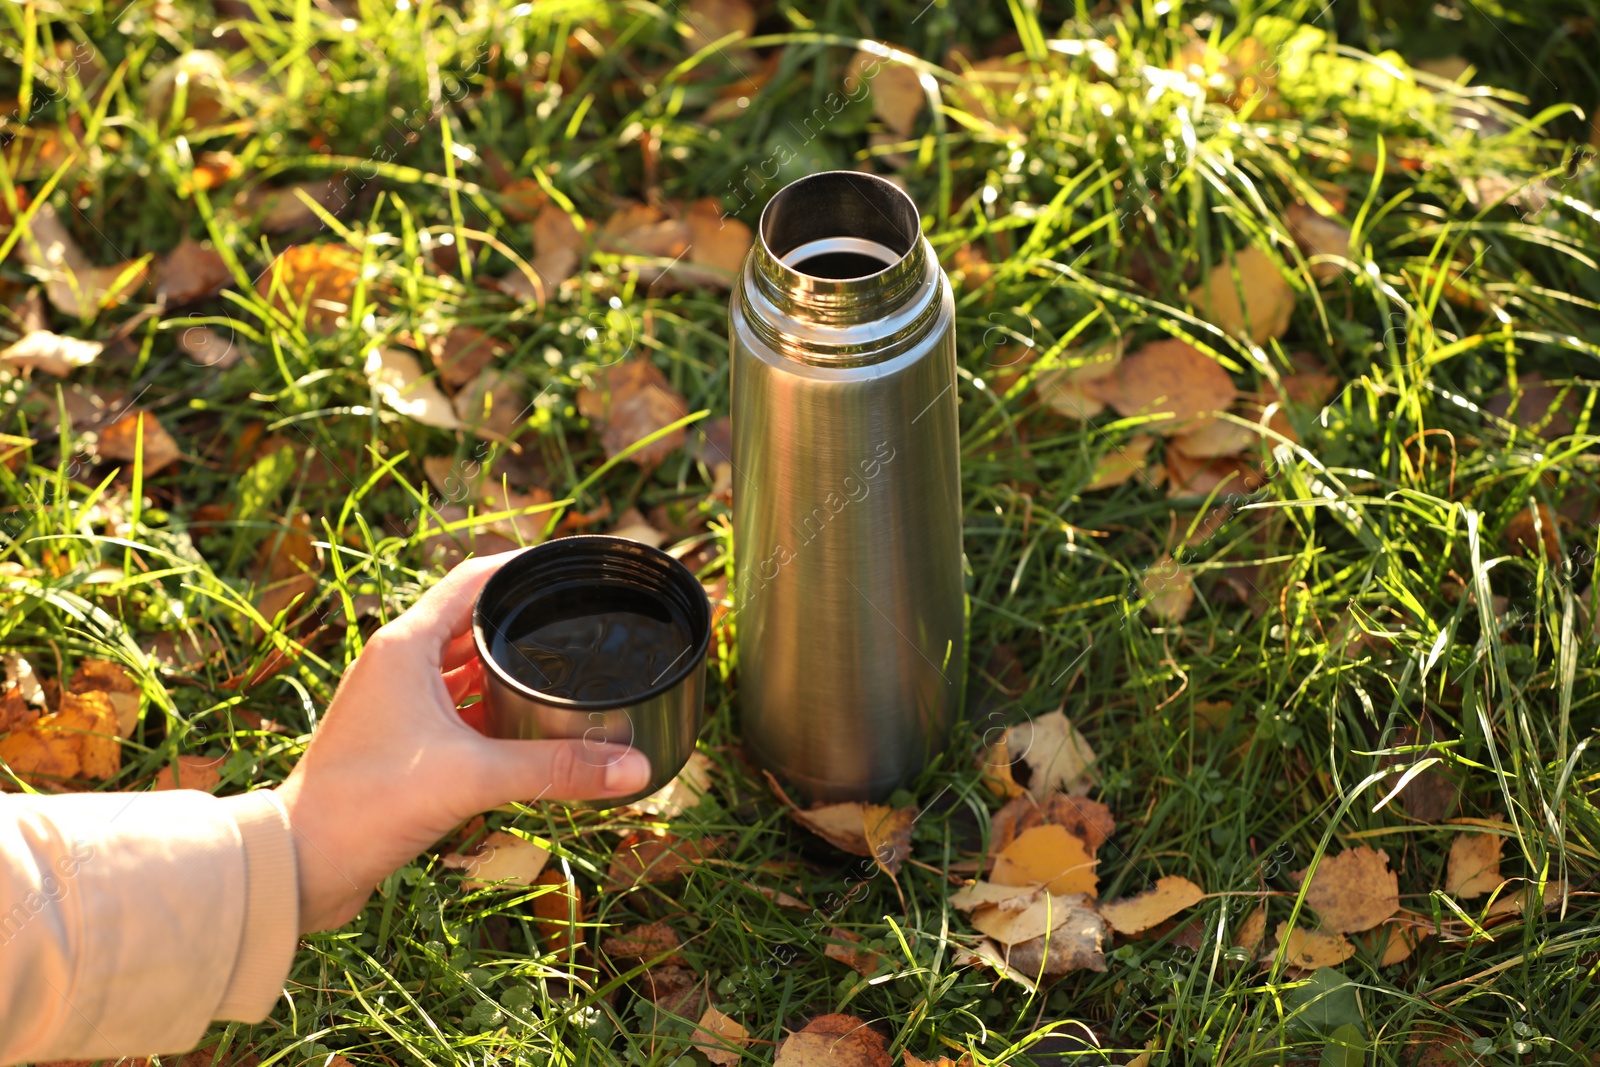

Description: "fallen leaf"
1099 876 1207 935
824 927 887 978
640 963 705 1027
1085 433 1157 490
694 1005 750 1066
453 368 528 437
598 202 693 275
1505 503 1561 561
1292 846 1399 933
158 238 231 304
255 243 362 334
863 804 916 876
1447 831 1503 899
1166 452 1251 500
1357 915 1428 966
602 921 686 967
949 881 1042 912
15 203 150 318
1284 202 1353 282
1169 415 1260 459
532 202 585 291
55 691 121 779
144 50 237 126
1105 340 1238 436
1139 557 1196 622
682 0 756 52
1005 710 1097 799
1233 904 1268 951
68 658 140 737
989 793 1117 856
790 802 874 854
846 51 925 138
971 890 1094 946
623 749 713 818
1003 897 1108 975
97 408 182 471
178 326 243 368
990 824 1098 897
441 829 551 889
758 886 810 909
530 869 584 956
0 331 103 377
955 938 1038 992
1486 372 1581 440
151 753 227 792
1271 922 1355 969
1186 247 1295 343
775 1014 893 1067
1034 342 1124 420
1485 878 1566 921
255 571 316 632
256 512 322 584
245 179 354 234
609 506 671 548
429 325 509 390
193 150 243 191
682 198 753 288
606 831 722 887
367 347 460 430
978 735 1027 799
903 1053 968 1067
577 358 690 468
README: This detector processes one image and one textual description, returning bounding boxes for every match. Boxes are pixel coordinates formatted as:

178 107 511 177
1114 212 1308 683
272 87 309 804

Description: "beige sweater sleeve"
0 788 299 1063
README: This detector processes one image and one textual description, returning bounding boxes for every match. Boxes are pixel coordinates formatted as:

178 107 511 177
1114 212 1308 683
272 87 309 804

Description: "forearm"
0 789 298 1064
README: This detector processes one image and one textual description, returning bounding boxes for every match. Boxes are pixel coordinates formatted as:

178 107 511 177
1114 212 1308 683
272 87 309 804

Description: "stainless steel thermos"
730 170 965 803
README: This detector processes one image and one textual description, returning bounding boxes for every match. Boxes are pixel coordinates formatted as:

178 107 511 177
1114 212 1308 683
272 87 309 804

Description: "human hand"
275 552 652 932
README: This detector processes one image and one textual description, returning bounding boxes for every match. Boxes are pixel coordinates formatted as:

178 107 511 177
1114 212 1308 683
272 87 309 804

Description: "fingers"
444 658 483 704
473 738 652 806
386 550 524 659
442 631 477 673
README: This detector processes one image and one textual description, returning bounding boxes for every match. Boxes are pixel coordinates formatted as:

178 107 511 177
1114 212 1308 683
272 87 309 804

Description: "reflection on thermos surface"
730 170 965 804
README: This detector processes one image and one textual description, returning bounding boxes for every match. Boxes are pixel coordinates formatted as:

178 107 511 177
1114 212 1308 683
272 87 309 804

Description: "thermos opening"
760 171 919 277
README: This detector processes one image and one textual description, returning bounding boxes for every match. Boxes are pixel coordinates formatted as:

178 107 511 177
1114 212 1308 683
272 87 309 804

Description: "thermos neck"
745 171 939 362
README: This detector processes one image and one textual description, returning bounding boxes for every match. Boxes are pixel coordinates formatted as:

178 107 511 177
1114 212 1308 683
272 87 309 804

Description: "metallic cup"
472 536 712 807
730 170 966 804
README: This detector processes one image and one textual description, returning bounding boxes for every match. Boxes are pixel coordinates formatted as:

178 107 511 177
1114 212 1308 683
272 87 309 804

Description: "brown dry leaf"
16 203 150 319
1485 878 1567 921
68 658 140 738
1003 897 1109 976
824 927 886 978
970 890 1095 946
602 921 686 967
598 202 692 268
1106 340 1239 436
863 804 916 876
0 331 103 377
256 571 316 632
990 824 1098 897
441 829 550 890
1034 342 1122 420
978 735 1027 800
1447 831 1504 899
151 753 227 792
606 831 722 887
903 1053 968 1067
429 326 509 390
988 792 1116 857
256 512 321 584
453 369 528 438
1233 904 1268 952
532 202 585 291
1085 433 1156 491
1139 557 1195 622
0 723 80 783
624 749 712 818
246 179 353 234
54 691 120 779
179 326 243 369
158 238 231 305
1099 876 1207 936
1358 915 1428 967
683 0 756 50
791 803 873 855
949 880 1041 912
98 409 182 471
610 506 671 548
1166 452 1251 500
1170 415 1260 460
255 243 362 334
1486 372 1581 440
1272 922 1355 969
758 886 810 909
847 51 925 137
530 869 584 956
368 347 460 430
1005 710 1097 799
1505 503 1561 562
1284 202 1353 282
682 198 753 288
577 358 690 468
1186 247 1296 343
775 1014 893 1067
1292 846 1399 933
641 963 705 1028
144 50 238 126
694 1006 750 1066
193 150 244 191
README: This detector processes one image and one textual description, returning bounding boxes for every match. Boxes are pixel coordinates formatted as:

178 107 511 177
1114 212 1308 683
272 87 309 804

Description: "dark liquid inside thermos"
490 586 690 702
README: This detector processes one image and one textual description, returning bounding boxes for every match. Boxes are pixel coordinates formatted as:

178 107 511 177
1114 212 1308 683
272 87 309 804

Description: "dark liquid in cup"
490 585 691 702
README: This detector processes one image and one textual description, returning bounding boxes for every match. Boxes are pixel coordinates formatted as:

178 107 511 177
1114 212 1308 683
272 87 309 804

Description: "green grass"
2 0 1600 1064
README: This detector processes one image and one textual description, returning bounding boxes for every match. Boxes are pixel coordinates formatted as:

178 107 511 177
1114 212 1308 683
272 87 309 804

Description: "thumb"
471 737 652 806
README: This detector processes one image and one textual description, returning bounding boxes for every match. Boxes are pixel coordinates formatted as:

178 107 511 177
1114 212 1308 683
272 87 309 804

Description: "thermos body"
730 171 965 803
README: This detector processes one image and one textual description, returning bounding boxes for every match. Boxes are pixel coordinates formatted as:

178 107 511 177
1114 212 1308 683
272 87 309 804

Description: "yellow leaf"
1446 830 1504 899
990 824 1098 897
1099 876 1207 935
441 830 550 890
1005 710 1097 799
1292 846 1399 933
848 51 925 138
1186 247 1295 342
1085 433 1156 491
0 331 102 377
694 1006 750 1066
367 347 461 430
98 409 182 471
1272 921 1355 969
1103 339 1239 436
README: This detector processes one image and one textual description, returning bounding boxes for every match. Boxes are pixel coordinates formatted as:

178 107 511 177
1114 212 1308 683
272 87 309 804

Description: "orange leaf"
151 753 227 792
98 409 182 471
990 824 1098 897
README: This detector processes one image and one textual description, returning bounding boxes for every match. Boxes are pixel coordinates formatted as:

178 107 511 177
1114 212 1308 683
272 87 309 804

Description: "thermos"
730 170 965 803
